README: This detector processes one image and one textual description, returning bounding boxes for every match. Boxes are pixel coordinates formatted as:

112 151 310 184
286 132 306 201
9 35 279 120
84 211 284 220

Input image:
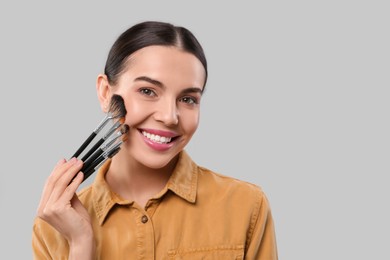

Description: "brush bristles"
120 124 130 135
120 124 130 142
109 94 127 119
121 135 128 143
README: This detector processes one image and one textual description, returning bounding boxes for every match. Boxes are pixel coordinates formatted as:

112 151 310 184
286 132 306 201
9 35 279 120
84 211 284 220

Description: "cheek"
123 98 152 127
181 110 200 134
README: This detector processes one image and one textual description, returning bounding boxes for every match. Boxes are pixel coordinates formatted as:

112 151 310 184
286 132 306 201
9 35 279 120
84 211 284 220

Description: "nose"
153 98 179 126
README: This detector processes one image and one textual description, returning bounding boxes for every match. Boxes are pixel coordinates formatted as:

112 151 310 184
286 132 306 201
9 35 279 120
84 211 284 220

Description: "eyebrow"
134 76 164 88
134 76 203 94
182 87 203 95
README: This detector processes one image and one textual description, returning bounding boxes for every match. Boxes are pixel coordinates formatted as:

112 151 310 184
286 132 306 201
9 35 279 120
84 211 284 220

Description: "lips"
142 131 172 144
138 128 180 151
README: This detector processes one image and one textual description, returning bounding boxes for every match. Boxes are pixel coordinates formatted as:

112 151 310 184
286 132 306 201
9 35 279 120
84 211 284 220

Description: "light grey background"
1 1 389 259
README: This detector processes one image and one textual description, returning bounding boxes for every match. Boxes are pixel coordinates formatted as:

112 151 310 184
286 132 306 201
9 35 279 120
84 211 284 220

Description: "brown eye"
180 96 198 105
139 88 156 97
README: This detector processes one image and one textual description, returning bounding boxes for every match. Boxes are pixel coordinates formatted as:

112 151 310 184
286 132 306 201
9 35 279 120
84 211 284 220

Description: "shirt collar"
92 150 198 225
165 150 198 203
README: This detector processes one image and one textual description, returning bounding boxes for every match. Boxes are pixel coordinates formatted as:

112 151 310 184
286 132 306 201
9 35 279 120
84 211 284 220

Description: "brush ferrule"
103 120 122 139
102 141 122 157
93 114 111 133
101 131 122 150
94 146 121 170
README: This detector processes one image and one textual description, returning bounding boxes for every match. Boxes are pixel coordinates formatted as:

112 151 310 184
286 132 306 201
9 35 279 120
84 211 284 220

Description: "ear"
96 74 112 113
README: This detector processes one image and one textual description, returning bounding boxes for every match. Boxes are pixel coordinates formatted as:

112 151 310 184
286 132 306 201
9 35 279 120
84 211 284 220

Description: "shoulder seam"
245 187 264 251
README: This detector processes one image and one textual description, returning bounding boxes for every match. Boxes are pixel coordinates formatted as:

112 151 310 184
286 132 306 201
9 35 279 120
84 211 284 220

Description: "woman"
32 21 278 259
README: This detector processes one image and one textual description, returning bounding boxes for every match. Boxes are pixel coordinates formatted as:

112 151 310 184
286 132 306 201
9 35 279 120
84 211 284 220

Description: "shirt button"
141 215 148 223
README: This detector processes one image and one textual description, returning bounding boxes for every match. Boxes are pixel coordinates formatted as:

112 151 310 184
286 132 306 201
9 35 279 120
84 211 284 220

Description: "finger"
37 158 75 215
38 171 83 221
47 160 83 204
56 158 66 166
56 171 84 206
43 158 78 195
48 158 78 183
58 159 84 187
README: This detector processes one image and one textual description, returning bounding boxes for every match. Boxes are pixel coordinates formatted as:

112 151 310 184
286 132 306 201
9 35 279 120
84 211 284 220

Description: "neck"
105 150 178 207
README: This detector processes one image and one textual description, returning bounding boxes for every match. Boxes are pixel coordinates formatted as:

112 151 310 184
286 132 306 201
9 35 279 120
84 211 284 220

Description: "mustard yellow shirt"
32 151 278 259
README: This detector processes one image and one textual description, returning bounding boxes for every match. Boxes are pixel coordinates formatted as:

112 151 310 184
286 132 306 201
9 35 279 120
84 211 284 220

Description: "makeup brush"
71 94 127 158
69 140 124 185
82 124 129 172
80 118 125 162
81 141 123 182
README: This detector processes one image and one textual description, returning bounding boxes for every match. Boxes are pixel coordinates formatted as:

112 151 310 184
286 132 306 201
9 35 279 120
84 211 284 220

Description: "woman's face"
107 45 206 169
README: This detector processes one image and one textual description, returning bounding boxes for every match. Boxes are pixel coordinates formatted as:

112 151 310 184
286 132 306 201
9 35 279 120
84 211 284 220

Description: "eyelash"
138 88 199 105
139 88 157 97
179 96 199 105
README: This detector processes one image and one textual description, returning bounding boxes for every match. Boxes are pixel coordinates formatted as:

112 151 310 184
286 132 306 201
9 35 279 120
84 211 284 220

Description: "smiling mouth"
141 130 178 144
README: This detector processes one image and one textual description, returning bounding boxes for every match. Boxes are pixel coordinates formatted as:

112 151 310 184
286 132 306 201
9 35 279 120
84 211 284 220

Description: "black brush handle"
82 154 106 181
71 132 97 158
80 138 104 162
82 147 104 172
82 146 121 182
68 151 104 185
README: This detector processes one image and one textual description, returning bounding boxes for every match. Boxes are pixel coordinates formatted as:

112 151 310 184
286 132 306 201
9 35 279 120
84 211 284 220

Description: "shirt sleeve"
32 218 52 260
32 218 69 260
245 189 278 260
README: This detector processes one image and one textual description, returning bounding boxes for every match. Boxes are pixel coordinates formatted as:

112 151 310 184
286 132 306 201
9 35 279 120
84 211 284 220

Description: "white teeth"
142 131 172 144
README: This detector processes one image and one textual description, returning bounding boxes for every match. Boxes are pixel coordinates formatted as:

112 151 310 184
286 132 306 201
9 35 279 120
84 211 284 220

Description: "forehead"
122 46 206 88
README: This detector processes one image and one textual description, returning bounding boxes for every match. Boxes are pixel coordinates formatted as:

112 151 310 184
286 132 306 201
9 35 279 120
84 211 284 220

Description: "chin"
133 150 181 170
141 161 173 170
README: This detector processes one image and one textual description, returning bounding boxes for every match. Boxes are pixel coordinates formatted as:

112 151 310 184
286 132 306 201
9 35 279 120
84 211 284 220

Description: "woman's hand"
36 158 95 259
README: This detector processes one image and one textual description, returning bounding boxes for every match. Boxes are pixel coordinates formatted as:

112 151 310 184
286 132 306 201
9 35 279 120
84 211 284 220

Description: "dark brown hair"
104 21 208 88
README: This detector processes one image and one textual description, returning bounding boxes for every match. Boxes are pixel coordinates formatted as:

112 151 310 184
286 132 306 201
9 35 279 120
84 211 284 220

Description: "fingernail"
69 157 77 164
57 158 66 165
